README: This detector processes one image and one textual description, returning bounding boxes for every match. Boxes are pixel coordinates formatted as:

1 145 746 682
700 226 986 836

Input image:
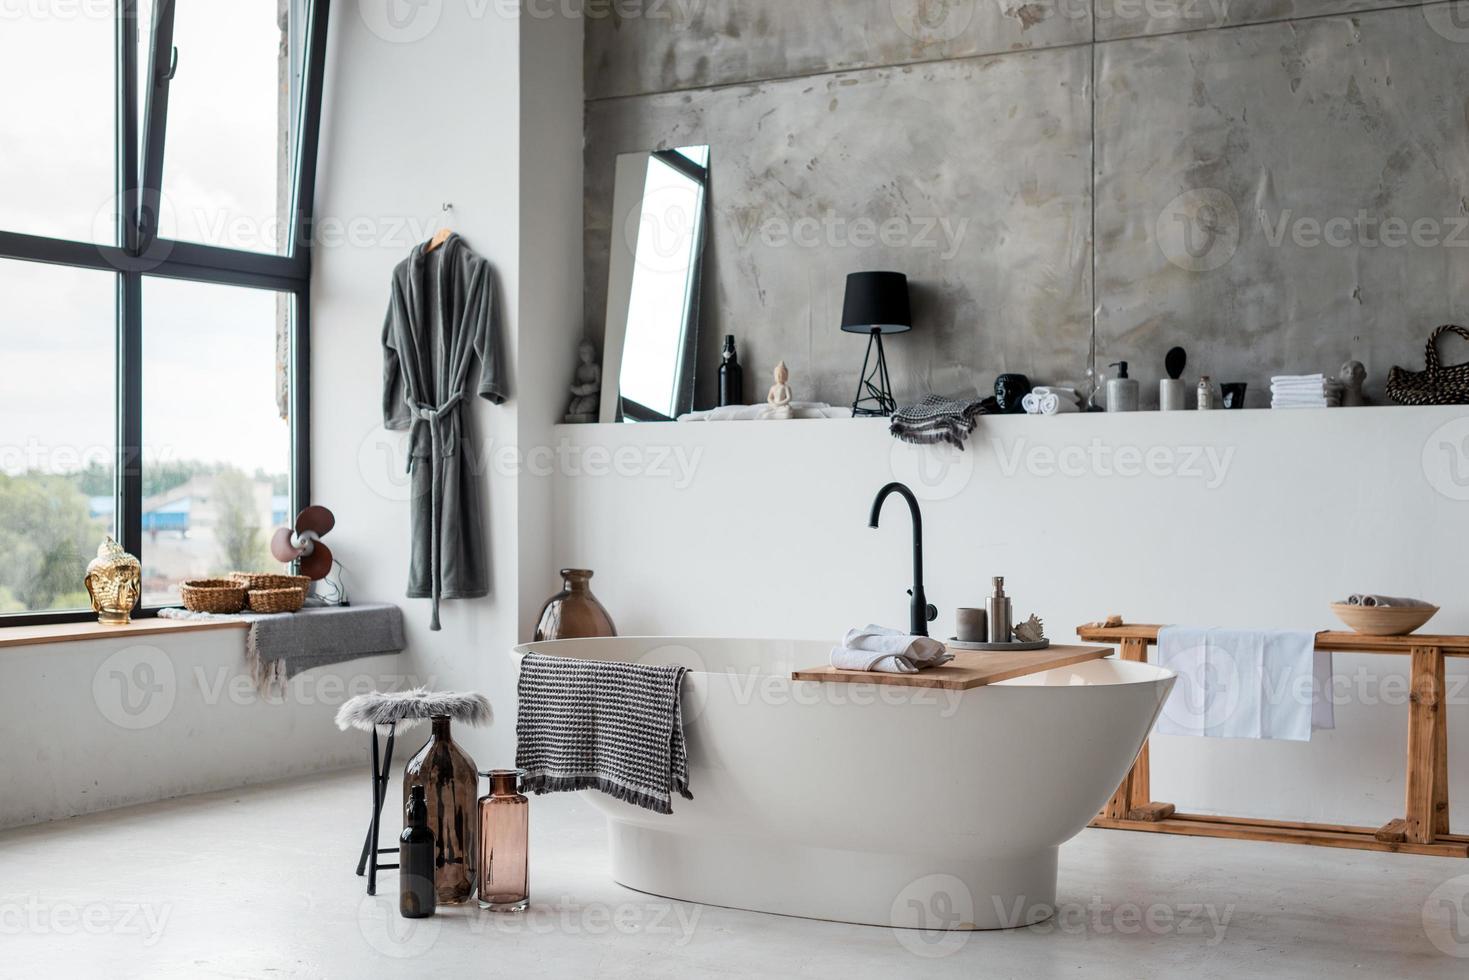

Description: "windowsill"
0 616 248 650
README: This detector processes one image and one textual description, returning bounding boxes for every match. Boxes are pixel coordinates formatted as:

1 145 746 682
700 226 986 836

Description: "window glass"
0 2 117 244
141 278 291 605
0 259 118 613
158 1 298 254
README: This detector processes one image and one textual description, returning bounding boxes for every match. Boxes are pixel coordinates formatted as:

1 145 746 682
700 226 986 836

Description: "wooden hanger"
426 202 453 253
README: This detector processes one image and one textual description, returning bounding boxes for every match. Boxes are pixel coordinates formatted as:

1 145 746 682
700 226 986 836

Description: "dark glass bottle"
533 568 617 641
718 335 743 407
399 785 436 919
403 716 478 904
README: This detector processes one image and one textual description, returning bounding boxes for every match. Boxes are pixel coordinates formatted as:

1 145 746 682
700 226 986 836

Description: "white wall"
550 406 1469 829
311 1 583 770
0 630 403 829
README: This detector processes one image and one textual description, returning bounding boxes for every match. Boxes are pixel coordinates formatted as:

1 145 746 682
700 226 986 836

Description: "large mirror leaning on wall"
600 145 710 423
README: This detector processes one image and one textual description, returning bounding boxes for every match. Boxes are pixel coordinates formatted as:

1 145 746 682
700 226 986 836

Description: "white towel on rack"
1154 626 1331 740
830 625 952 674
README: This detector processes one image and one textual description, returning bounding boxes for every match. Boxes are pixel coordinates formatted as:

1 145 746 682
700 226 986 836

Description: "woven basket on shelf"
180 579 247 614
246 587 307 614
229 571 312 593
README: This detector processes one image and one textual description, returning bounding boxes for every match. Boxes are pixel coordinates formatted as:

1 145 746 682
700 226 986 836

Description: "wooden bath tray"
791 644 1111 691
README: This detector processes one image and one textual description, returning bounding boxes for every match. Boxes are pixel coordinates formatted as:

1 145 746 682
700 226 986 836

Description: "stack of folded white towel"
830 625 953 674
1021 386 1083 415
1270 374 1343 409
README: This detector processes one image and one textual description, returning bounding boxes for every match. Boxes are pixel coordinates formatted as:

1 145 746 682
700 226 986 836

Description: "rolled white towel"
1022 390 1081 415
830 624 953 674
1345 594 1433 608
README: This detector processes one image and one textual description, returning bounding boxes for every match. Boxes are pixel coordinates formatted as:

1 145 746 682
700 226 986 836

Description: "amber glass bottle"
403 716 478 904
533 569 616 641
477 770 529 912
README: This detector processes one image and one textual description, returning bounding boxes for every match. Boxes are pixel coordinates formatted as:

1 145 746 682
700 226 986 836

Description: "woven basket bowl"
230 571 312 592
1330 602 1438 637
246 587 307 614
180 579 247 614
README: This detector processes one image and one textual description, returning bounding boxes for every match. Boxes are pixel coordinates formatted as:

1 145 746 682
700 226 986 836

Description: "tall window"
0 1 329 622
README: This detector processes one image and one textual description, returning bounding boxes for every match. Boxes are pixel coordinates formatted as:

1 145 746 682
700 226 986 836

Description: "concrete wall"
585 1 1469 409
548 405 1469 828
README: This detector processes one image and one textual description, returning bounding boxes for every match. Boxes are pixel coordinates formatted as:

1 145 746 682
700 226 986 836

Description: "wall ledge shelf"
0 617 247 650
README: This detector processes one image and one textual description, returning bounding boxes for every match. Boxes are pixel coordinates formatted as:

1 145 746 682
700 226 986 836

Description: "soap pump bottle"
1106 361 1139 413
400 784 436 919
718 335 744 407
986 576 1013 645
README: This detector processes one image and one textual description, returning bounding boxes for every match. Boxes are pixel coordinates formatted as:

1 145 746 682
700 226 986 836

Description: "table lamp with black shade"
841 271 911 417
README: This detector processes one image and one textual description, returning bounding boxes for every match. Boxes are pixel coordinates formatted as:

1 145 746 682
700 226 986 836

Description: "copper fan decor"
270 505 337 580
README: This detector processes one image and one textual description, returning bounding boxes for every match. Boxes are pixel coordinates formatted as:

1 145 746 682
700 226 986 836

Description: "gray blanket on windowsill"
158 602 406 693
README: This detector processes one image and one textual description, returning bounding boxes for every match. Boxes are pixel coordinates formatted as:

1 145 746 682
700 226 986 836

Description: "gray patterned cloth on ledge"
889 394 988 449
158 602 406 693
515 652 692 815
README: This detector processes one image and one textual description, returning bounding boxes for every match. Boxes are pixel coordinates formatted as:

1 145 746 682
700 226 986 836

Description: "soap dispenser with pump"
1106 361 1139 413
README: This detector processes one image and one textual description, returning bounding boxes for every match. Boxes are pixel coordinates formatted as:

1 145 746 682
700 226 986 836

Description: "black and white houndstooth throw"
514 653 693 814
889 394 988 450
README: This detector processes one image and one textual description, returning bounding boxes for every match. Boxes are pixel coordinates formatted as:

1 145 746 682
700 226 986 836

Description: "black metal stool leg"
360 725 397 896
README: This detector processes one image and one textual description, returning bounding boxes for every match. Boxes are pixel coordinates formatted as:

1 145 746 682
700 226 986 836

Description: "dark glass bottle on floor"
399 785 436 919
718 335 743 407
402 716 479 904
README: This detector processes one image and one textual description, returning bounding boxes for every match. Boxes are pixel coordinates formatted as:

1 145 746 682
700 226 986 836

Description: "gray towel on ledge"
890 394 987 450
158 602 406 693
515 652 692 814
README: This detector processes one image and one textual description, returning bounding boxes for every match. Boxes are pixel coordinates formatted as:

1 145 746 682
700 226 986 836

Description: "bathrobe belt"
409 390 465 631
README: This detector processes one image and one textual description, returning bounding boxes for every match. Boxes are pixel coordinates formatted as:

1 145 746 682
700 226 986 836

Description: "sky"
0 2 291 479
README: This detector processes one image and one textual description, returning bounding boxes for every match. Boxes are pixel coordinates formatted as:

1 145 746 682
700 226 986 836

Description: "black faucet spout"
868 482 936 637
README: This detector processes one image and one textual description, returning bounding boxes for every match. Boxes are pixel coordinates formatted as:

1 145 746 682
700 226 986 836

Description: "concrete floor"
2 770 1467 978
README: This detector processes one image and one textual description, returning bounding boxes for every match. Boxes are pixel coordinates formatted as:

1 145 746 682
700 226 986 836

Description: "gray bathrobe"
382 234 507 630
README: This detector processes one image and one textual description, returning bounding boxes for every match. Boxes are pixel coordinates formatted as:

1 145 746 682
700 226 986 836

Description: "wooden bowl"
1330 602 1438 636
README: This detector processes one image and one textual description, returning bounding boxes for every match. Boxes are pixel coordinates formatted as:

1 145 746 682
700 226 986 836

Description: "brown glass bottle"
533 569 616 641
399 785 436 919
403 716 478 904
477 769 529 912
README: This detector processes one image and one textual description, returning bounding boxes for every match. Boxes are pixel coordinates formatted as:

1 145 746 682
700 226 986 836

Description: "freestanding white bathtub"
511 637 1174 930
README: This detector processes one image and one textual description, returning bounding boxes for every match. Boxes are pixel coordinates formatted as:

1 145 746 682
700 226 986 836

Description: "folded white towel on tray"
1154 626 1333 741
830 625 953 674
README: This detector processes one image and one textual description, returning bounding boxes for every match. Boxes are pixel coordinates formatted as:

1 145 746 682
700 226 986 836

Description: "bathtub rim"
511 636 1176 689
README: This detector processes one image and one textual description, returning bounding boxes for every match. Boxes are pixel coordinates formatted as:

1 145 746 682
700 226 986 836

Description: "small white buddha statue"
760 361 793 420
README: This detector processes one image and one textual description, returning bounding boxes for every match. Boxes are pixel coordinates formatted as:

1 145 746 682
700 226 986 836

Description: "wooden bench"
1077 623 1467 859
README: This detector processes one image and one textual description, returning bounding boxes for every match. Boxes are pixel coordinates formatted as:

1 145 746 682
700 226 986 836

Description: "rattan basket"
246 586 307 614
229 571 312 592
180 578 248 614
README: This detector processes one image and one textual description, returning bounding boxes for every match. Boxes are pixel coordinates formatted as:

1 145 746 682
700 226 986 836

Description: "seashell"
1013 614 1046 643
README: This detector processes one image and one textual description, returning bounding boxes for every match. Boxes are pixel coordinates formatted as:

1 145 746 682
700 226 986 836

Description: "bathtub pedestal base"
607 821 1058 931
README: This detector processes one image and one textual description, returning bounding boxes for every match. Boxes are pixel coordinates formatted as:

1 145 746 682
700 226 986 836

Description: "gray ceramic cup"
955 607 988 643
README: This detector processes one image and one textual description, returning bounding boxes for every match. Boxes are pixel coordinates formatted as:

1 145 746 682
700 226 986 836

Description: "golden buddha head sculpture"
84 537 142 625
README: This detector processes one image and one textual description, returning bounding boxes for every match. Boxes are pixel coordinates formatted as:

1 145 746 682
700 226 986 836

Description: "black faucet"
868 482 938 637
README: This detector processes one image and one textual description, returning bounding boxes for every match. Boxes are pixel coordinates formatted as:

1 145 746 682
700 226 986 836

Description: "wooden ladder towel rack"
1077 623 1467 858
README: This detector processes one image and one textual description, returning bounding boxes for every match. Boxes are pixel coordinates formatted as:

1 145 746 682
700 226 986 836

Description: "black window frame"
0 0 331 626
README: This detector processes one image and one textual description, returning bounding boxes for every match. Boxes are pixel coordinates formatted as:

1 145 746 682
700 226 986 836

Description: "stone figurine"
565 338 601 423
84 536 141 625
760 360 793 420
1339 360 1367 407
